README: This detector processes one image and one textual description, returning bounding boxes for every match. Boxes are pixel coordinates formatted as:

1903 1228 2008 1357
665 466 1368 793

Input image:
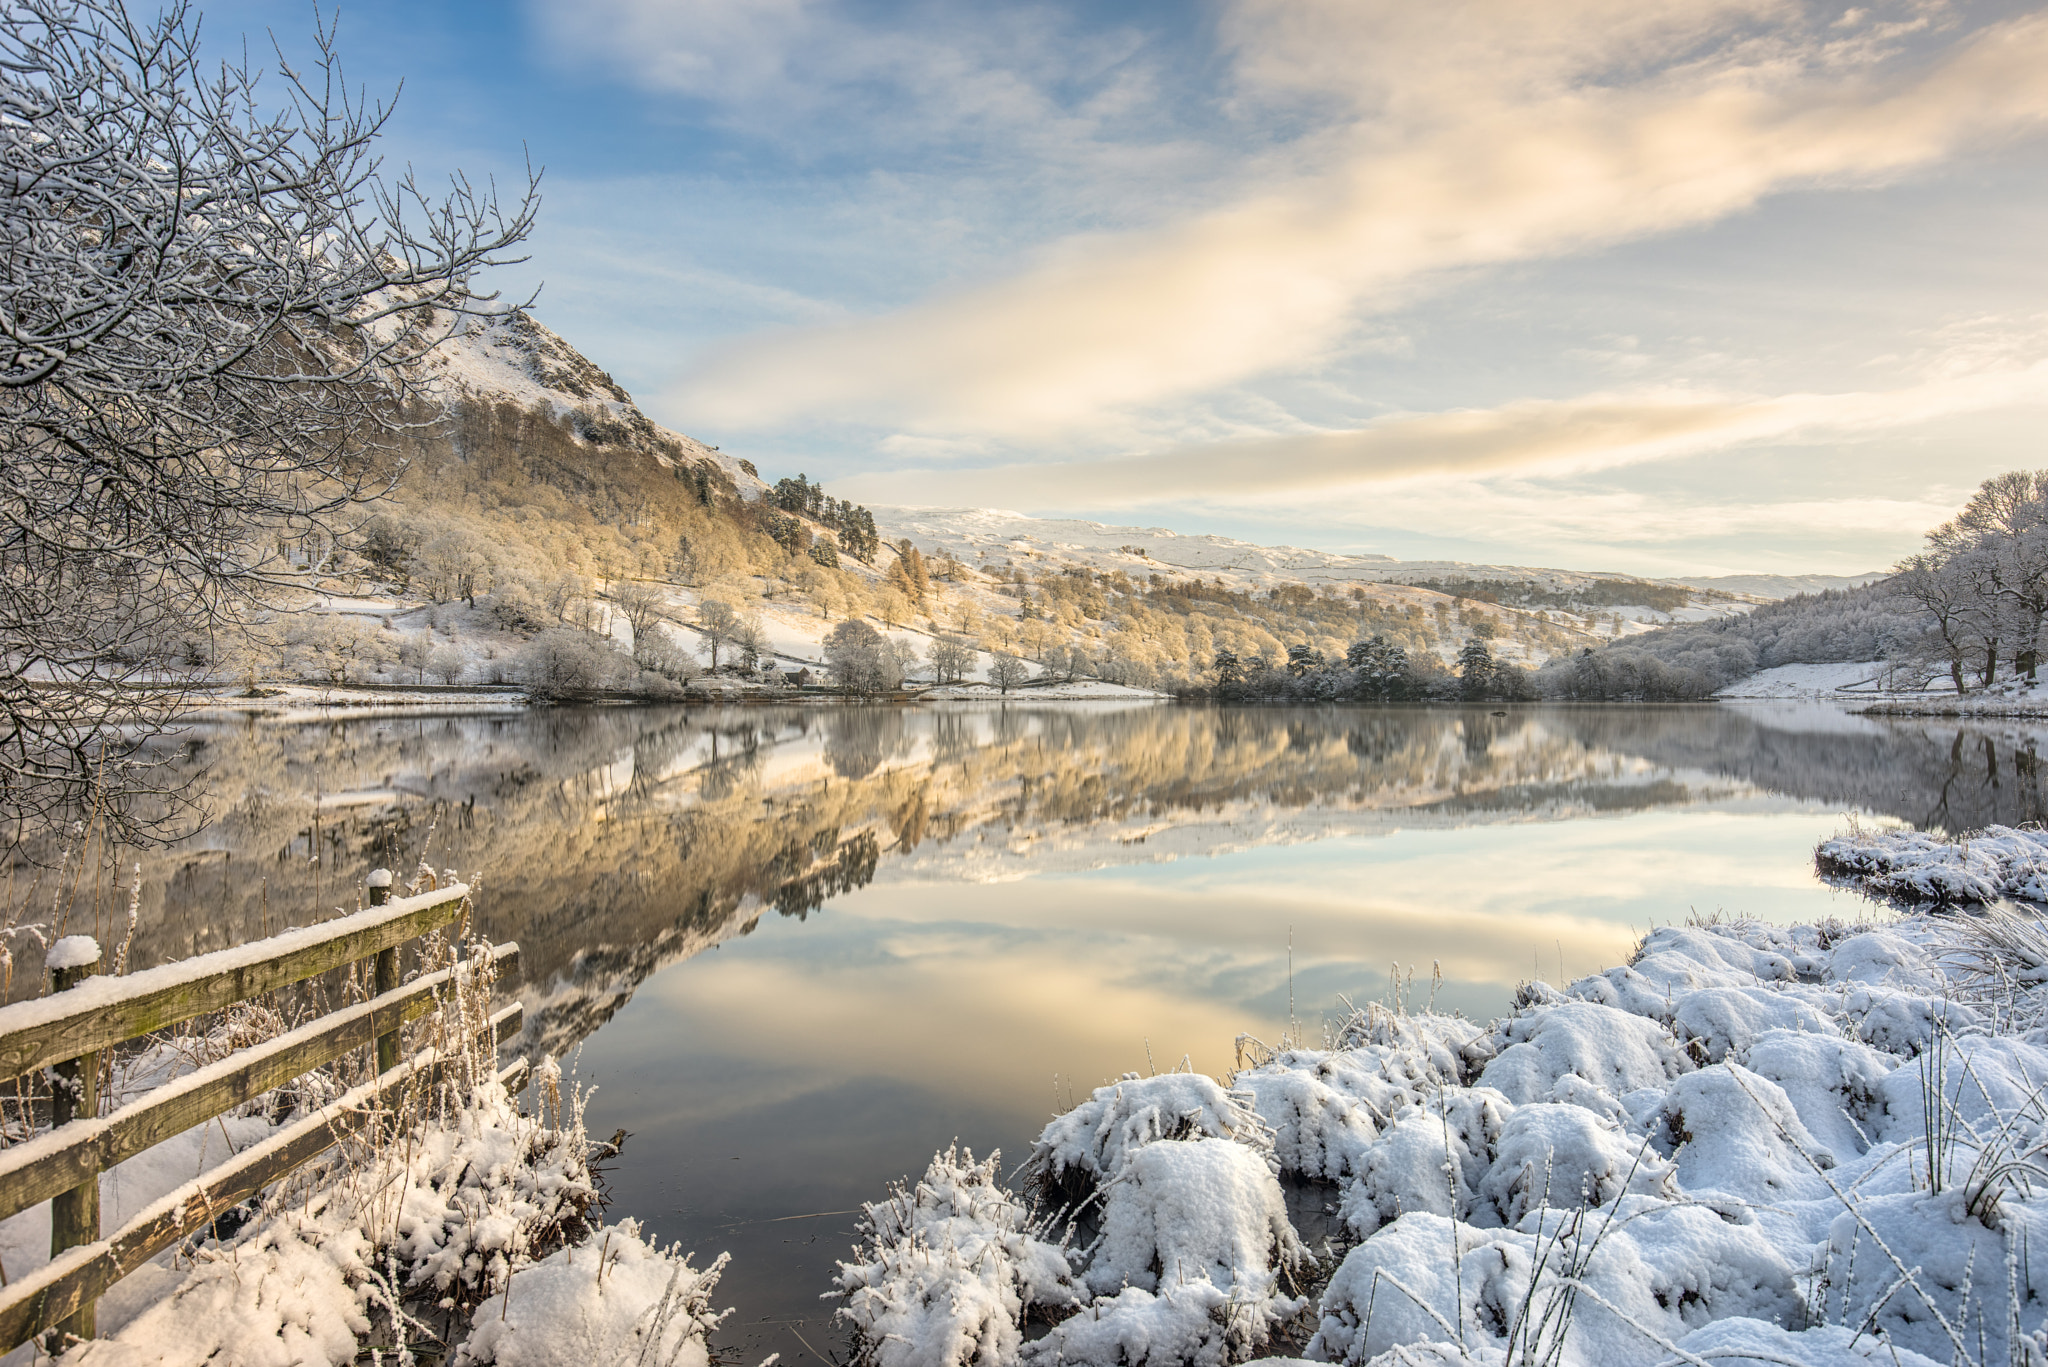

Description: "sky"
210 0 2048 577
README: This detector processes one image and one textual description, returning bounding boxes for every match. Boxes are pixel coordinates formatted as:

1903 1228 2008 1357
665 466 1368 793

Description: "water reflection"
91 701 2048 1030
64 700 2048 1363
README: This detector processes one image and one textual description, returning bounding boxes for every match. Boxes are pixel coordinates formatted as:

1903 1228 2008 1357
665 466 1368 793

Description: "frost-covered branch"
0 0 540 853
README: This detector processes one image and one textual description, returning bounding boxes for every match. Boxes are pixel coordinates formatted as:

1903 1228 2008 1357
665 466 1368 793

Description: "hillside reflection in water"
127 700 2048 1365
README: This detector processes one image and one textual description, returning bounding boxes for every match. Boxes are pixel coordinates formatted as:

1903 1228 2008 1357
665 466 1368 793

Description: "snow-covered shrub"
1842 984 1982 1056
1478 1001 1685 1103
1232 1064 1380 1181
1654 1063 1833 1203
1811 1191 2048 1366
65 1063 615 1366
1475 1103 1674 1226
1340 1089 1507 1237
1328 1005 1486 1085
1309 1202 1799 1367
456 1222 728 1367
1825 928 1940 989
1738 1029 1894 1158
377 1066 603 1313
1023 1283 1286 1367
837 1147 1079 1367
1027 1071 1272 1200
1084 1137 1307 1299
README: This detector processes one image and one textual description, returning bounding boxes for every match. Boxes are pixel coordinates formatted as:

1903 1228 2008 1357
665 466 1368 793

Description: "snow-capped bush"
1231 1065 1380 1181
456 1222 728 1367
837 1147 1080 1367
64 1063 628 1367
1478 1001 1685 1102
1085 1138 1307 1299
1026 1070 1272 1198
1475 1102 1674 1226
1668 985 1836 1064
1339 1088 1507 1237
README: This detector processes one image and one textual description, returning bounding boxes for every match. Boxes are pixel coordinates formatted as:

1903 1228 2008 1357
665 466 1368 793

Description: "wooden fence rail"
0 875 523 1352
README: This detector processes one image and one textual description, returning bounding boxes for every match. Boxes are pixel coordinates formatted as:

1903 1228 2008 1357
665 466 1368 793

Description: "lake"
110 699 2048 1365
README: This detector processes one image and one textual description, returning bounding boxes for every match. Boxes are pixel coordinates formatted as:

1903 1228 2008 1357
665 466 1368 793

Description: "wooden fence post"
47 937 102 1345
366 871 400 1075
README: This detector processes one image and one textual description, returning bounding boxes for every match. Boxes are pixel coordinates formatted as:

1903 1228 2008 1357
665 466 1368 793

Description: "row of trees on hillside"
1209 637 1534 703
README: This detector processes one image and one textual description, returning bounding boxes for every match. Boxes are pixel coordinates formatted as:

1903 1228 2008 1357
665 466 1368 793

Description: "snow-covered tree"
824 619 889 693
0 0 537 851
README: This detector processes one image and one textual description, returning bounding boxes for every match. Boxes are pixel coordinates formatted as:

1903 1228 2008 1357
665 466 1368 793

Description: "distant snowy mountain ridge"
868 505 1878 605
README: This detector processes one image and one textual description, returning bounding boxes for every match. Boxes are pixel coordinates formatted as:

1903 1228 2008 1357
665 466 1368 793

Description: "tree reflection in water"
65 700 2048 1055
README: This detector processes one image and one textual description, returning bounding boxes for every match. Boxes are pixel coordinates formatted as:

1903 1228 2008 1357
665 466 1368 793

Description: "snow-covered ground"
188 682 530 721
1716 663 2048 717
837 903 2048 1367
920 680 1171 701
1715 662 1894 699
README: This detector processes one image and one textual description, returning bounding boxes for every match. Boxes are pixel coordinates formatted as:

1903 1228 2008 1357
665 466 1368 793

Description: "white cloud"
659 3 2048 438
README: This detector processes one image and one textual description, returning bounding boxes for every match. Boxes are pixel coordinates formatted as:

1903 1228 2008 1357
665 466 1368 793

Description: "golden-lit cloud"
668 4 2048 437
834 359 2048 507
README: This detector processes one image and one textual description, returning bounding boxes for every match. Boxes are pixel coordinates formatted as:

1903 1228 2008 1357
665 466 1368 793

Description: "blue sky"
217 0 2048 576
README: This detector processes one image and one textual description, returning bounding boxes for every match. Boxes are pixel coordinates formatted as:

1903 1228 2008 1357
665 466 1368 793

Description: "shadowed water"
71 700 2048 1364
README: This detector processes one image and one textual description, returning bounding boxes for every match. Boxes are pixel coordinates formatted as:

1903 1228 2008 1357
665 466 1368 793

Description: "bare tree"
699 599 738 668
823 619 887 693
731 615 768 673
1894 553 1986 695
0 0 539 853
929 636 973 685
612 581 669 654
426 644 464 685
988 654 1029 694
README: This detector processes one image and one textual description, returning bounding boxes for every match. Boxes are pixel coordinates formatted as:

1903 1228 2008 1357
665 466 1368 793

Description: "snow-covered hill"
417 302 768 499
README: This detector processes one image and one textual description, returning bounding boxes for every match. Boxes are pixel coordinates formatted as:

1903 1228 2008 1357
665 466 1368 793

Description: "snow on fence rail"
0 877 523 1353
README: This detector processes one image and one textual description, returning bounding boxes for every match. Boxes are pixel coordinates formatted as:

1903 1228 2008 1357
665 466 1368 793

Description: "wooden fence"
0 875 524 1352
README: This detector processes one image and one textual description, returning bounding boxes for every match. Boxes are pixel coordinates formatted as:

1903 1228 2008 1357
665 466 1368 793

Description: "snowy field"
1715 662 1895 699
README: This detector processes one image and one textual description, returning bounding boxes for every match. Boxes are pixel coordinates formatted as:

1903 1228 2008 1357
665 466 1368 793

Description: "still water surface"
131 700 2048 1364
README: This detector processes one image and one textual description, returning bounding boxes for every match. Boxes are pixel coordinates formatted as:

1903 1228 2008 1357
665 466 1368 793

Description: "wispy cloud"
657 2 2048 438
833 359 2048 508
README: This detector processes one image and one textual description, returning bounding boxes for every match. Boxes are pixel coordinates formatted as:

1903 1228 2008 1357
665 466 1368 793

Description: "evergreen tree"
1458 638 1499 699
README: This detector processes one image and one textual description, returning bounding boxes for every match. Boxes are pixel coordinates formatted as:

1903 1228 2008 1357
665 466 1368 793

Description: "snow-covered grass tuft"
456 1222 728 1367
836 1146 1079 1367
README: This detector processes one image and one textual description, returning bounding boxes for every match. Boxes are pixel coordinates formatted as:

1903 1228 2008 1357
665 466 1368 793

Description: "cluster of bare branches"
0 0 538 855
